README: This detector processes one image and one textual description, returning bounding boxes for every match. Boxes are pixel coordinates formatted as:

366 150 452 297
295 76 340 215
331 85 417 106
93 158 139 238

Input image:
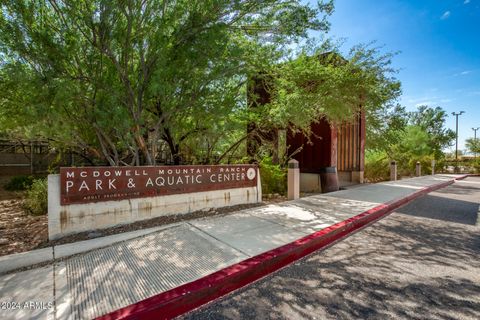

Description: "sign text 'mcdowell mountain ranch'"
60 165 258 205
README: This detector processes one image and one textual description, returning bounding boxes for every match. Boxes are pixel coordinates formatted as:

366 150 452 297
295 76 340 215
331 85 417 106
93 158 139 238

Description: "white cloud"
453 70 473 76
415 101 434 107
408 95 453 107
464 0 470 4
407 96 438 104
441 11 451 19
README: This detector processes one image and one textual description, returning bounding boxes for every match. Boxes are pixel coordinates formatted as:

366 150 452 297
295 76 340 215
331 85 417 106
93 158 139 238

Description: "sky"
311 0 480 152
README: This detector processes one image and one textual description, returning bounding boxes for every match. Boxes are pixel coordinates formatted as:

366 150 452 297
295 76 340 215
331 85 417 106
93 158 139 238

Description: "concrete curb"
95 175 468 320
0 247 53 275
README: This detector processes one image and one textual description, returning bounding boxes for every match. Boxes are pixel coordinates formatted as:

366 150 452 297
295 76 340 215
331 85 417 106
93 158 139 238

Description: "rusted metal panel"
359 109 366 171
287 118 334 171
353 118 358 169
337 125 341 171
60 165 258 205
330 124 338 168
336 112 365 172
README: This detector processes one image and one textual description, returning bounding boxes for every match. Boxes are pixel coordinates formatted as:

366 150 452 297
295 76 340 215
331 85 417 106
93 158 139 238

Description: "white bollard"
390 161 397 181
431 160 436 175
288 159 300 200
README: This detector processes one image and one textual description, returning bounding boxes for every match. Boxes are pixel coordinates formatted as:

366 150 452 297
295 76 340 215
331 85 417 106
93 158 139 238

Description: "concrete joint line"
52 246 57 320
186 222 250 257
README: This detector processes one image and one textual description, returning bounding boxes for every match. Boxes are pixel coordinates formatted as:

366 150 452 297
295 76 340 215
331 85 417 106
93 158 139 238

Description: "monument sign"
48 165 261 240
60 165 258 205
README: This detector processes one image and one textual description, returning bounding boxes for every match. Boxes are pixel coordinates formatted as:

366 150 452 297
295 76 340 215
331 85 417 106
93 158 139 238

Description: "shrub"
364 150 390 182
4 175 35 191
472 159 480 173
259 157 287 195
23 178 48 216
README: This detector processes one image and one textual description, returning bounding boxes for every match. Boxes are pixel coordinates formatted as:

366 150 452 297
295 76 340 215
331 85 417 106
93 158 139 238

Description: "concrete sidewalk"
0 174 467 320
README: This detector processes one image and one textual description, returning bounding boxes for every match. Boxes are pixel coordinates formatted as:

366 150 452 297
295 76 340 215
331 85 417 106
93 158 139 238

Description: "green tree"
251 44 402 160
365 105 454 179
466 138 480 155
0 0 334 165
366 104 407 155
393 125 433 171
366 125 433 180
409 105 455 159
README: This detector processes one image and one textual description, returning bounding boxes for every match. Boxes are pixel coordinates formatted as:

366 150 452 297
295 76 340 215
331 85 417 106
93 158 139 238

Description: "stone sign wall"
48 165 261 240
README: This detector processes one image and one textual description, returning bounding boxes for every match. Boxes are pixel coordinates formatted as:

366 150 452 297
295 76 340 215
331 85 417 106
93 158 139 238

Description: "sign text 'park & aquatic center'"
60 165 258 205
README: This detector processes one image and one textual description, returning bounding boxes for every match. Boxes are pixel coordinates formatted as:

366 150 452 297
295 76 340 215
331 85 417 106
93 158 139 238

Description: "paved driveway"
183 177 480 320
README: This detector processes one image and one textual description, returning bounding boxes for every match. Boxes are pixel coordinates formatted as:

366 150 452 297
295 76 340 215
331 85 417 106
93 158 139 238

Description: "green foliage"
397 125 432 157
259 157 286 195
409 106 455 158
23 178 48 216
472 159 480 173
444 150 464 159
364 150 390 182
441 158 479 174
465 138 480 155
0 0 334 166
4 175 35 191
366 104 407 153
388 125 435 177
366 105 454 180
0 1 406 167
260 45 402 137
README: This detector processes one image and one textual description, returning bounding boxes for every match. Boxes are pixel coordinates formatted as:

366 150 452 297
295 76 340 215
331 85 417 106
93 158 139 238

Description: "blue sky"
314 0 480 152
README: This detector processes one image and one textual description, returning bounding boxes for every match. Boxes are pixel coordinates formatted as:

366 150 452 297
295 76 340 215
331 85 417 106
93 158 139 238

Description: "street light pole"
473 127 480 160
452 111 465 172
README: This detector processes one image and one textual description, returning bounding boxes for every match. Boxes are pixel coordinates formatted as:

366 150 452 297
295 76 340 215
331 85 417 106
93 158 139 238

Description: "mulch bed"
0 196 48 256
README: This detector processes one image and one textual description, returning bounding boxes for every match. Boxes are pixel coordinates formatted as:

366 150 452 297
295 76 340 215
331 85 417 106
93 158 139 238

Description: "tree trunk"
133 125 153 165
162 128 181 165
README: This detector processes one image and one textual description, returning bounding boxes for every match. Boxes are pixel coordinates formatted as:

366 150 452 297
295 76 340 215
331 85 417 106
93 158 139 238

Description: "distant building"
0 139 51 175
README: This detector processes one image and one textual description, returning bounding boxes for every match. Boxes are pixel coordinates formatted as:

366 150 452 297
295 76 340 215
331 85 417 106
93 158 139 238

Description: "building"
248 54 366 193
287 113 365 192
0 139 51 175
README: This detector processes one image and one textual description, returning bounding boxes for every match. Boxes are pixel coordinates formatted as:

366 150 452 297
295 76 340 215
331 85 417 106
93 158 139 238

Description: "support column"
288 159 300 200
30 141 34 174
390 161 397 181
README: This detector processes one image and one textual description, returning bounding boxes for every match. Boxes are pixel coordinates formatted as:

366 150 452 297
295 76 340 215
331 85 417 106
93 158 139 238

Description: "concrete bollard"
431 160 436 175
390 161 397 181
416 161 421 177
288 159 300 200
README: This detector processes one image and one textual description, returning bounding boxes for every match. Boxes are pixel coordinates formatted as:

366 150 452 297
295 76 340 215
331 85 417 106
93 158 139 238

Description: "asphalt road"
182 177 480 320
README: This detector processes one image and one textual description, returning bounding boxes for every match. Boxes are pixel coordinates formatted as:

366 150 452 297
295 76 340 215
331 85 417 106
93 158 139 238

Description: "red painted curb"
95 176 463 320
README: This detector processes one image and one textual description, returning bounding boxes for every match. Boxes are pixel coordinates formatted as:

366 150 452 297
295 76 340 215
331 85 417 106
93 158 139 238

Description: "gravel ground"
0 197 47 256
0 175 48 256
182 177 480 320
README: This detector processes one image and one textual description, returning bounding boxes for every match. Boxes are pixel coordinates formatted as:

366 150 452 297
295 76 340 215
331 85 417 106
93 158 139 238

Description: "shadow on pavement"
433 183 480 196
396 194 479 225
182 212 480 320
